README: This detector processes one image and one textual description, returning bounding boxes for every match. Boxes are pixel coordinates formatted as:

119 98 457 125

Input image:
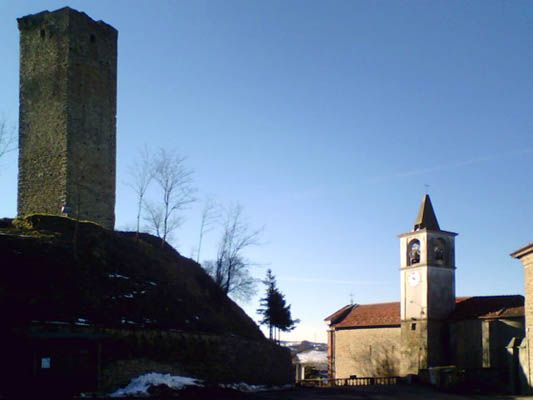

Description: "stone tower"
17 7 117 229
399 195 457 375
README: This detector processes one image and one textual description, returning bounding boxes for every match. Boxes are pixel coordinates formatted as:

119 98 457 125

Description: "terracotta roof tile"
333 302 400 328
328 295 524 329
324 304 354 324
452 295 524 320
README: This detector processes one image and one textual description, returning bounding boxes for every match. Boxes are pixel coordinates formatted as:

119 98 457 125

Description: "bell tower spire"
399 195 457 376
414 194 440 231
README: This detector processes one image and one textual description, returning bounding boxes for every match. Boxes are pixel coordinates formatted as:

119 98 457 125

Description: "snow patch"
219 382 267 392
219 383 293 392
75 318 90 326
109 372 291 397
108 273 130 279
295 350 328 365
110 373 202 397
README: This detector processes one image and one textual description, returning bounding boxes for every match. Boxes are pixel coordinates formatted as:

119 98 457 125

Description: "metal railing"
298 376 401 387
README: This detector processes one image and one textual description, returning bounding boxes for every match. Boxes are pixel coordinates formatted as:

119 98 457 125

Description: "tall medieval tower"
17 7 117 229
399 195 457 375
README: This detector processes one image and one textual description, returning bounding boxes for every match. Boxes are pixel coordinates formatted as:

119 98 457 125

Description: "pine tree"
257 269 298 342
272 290 298 340
257 269 277 339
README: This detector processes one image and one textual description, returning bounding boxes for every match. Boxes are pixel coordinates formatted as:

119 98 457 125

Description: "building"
17 7 117 229
326 195 525 384
511 243 533 391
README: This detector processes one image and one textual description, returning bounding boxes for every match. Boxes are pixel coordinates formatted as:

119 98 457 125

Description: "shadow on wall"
507 337 530 395
350 341 400 377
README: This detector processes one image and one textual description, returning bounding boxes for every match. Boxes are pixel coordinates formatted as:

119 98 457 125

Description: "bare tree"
127 146 154 238
144 201 165 238
0 118 15 163
144 148 196 246
195 197 220 263
204 204 262 301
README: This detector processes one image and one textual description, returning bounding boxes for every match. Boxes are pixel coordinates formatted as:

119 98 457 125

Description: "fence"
298 376 401 387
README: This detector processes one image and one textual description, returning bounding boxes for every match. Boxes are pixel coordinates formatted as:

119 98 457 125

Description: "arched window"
432 238 447 265
408 239 421 265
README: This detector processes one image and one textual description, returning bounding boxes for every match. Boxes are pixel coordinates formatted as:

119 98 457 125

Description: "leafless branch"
196 197 220 262
0 119 16 161
204 203 263 302
145 148 196 246
127 145 154 236
144 201 164 239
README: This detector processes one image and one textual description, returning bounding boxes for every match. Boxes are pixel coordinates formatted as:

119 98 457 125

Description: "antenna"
349 293 354 305
424 183 430 194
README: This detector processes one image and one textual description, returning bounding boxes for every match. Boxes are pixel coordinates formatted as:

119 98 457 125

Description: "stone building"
511 243 533 390
17 7 117 229
326 195 525 383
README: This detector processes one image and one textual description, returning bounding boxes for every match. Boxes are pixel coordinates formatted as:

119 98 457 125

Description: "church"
325 195 524 381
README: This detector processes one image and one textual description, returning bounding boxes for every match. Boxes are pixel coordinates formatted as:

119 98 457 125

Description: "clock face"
408 271 420 287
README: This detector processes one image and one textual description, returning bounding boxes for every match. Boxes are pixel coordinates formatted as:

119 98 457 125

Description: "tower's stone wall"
17 8 117 229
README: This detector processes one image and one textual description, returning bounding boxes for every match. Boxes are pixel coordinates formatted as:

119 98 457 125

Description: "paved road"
251 385 533 400
65 385 533 399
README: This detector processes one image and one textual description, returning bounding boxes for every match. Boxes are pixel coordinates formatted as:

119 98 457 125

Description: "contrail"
279 276 394 286
368 147 533 183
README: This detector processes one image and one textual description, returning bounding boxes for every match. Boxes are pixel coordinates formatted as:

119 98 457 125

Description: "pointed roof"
414 194 440 231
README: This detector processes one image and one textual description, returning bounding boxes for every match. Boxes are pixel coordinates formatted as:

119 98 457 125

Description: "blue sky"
0 0 532 342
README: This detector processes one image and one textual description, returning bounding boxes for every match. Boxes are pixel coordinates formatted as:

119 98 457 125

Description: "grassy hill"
0 214 263 340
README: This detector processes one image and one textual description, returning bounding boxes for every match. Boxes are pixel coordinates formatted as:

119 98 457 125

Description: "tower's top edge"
17 7 117 33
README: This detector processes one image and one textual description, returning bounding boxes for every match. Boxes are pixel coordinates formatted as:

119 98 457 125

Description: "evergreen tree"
270 289 298 341
257 269 277 339
257 269 298 342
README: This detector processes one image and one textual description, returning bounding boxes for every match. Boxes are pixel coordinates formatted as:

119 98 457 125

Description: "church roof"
331 302 401 328
324 304 355 325
452 295 524 320
414 194 440 231
511 243 533 259
327 295 524 329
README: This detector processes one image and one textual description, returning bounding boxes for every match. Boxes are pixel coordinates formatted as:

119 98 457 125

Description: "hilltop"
0 215 292 395
0 215 262 338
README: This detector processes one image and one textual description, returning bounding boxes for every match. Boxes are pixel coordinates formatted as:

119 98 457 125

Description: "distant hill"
281 340 327 354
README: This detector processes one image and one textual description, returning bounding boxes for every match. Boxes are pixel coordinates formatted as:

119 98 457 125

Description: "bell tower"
399 195 457 375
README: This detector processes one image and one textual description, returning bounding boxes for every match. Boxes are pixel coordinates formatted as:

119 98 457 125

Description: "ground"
78 385 533 399
251 385 533 400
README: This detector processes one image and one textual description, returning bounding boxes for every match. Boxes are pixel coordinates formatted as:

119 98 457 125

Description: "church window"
411 323 416 331
432 238 447 265
408 239 421 265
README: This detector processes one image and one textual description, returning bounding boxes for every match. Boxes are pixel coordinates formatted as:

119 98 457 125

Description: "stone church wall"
489 318 524 368
333 326 400 378
450 317 523 371
450 319 483 368
521 251 533 387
